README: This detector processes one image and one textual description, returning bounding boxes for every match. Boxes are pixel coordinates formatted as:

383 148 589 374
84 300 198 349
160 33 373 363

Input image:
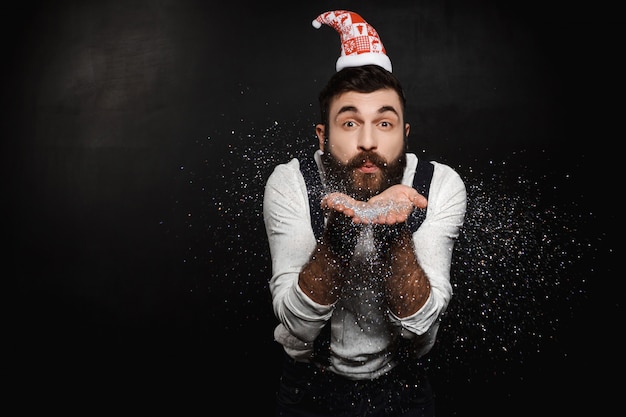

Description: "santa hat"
312 10 392 73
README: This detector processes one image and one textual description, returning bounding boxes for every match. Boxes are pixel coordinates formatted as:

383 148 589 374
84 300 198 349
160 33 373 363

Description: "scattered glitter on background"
168 116 598 382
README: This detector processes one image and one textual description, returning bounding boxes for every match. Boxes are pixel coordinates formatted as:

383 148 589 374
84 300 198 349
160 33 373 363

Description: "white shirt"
263 150 467 380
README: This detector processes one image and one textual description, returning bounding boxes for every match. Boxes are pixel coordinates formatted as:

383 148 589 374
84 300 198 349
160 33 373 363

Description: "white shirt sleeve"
390 158 467 352
263 158 334 346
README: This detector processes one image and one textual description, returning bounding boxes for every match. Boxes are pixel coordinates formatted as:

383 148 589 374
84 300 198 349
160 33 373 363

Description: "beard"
321 147 407 201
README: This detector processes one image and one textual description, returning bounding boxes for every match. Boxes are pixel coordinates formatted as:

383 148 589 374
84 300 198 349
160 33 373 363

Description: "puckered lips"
358 159 379 174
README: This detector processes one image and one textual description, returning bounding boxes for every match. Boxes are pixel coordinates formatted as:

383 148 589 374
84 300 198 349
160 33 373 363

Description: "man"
263 10 466 417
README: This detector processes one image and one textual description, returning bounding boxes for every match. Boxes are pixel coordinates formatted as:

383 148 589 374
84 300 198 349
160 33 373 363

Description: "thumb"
411 192 428 209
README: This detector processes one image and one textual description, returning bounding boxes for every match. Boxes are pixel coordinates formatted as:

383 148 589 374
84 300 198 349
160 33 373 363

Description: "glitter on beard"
322 148 406 201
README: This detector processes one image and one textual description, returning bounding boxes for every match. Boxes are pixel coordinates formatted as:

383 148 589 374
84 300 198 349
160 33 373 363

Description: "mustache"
346 151 388 170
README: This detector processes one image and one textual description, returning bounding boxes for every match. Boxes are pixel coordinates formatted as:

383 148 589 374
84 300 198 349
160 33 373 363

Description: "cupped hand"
365 184 427 224
321 185 427 225
322 192 365 218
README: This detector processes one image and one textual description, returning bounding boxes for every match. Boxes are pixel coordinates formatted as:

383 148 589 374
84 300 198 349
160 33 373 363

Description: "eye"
379 121 392 128
343 121 356 128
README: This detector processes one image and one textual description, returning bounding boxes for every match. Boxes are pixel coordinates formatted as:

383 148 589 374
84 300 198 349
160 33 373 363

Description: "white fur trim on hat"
312 10 393 73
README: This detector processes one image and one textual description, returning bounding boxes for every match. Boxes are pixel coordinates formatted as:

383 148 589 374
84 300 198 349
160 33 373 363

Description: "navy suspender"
406 158 434 233
299 156 326 241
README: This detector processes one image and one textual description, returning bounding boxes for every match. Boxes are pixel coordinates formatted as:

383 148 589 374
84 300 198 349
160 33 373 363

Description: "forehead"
329 89 403 114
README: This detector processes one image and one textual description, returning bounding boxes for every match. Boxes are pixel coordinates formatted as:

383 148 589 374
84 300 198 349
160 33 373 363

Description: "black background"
3 0 621 415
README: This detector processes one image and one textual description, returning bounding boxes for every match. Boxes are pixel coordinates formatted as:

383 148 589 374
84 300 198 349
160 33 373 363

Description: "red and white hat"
312 10 392 73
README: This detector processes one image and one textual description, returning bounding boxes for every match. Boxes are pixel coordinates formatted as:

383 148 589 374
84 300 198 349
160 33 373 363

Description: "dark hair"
318 64 407 126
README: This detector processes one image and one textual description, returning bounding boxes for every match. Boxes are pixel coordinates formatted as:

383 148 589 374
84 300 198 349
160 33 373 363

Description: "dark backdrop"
3 0 620 415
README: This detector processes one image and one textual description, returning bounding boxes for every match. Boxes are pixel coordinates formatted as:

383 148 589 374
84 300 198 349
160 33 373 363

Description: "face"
316 89 410 199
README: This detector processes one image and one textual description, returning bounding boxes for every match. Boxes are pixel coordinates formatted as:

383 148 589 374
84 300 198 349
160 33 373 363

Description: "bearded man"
263 63 466 417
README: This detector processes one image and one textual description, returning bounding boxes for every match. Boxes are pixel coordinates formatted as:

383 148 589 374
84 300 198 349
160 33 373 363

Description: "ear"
315 124 326 152
405 123 410 137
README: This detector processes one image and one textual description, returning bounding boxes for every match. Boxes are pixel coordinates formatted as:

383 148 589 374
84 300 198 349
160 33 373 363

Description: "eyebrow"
336 105 399 117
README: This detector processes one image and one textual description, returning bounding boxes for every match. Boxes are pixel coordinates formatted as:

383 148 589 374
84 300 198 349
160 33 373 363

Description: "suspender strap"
406 160 434 233
299 157 325 240
411 158 434 199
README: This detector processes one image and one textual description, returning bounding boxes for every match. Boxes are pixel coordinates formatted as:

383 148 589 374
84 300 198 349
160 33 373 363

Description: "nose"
357 127 377 151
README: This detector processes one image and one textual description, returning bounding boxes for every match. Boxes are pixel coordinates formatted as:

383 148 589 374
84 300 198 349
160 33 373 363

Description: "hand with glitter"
322 184 427 224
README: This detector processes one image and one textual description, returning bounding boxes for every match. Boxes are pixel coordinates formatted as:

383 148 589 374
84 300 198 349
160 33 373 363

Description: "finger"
387 212 399 224
342 206 356 217
352 216 368 224
411 194 428 209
